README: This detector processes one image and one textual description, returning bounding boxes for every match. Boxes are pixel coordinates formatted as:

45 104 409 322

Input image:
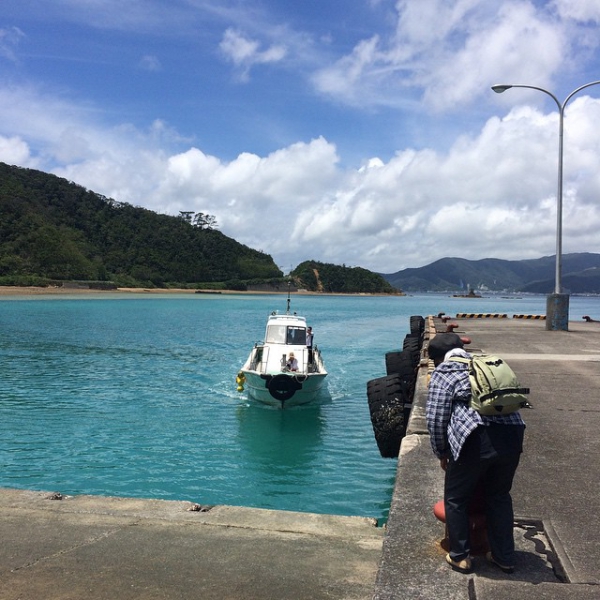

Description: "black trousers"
444 424 524 563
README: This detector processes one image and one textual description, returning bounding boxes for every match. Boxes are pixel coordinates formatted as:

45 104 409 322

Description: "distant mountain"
382 254 600 294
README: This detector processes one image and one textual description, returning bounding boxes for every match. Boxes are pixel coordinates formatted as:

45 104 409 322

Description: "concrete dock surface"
1 317 599 599
0 490 384 600
374 317 600 600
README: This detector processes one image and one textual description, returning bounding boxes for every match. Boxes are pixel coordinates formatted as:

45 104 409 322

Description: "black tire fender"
267 374 303 401
366 374 409 458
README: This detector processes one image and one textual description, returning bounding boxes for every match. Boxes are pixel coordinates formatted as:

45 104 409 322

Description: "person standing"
425 333 525 575
306 326 314 365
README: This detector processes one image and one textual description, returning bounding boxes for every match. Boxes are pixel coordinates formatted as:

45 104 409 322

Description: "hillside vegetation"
292 260 399 294
0 162 280 288
0 162 398 294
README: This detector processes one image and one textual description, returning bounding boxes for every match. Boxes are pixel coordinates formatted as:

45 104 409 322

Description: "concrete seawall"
0 489 384 600
373 316 600 600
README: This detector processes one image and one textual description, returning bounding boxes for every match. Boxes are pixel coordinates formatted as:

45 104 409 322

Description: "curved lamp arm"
490 81 600 295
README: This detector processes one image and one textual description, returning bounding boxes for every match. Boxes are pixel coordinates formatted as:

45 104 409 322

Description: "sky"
1 0 600 274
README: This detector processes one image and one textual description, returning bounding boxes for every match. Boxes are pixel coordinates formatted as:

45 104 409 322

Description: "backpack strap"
480 387 531 401
447 356 470 366
445 356 472 405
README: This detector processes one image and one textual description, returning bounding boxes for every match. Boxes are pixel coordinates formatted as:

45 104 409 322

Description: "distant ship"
453 289 482 298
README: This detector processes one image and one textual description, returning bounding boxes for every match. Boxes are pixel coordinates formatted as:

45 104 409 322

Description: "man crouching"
426 333 525 575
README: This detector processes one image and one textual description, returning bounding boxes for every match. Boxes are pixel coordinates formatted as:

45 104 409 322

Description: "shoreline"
0 286 265 296
0 286 403 297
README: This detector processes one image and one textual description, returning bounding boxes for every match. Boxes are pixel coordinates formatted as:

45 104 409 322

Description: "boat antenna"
286 279 291 314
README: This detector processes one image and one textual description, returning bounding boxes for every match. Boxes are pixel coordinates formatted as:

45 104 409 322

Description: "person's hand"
440 457 448 471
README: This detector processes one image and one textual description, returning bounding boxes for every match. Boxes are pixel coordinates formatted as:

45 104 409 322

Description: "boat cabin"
265 323 307 345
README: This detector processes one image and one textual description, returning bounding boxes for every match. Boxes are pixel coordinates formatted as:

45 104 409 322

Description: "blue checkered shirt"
426 350 525 460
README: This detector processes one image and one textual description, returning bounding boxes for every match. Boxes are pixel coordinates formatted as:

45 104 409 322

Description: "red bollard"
432 485 489 555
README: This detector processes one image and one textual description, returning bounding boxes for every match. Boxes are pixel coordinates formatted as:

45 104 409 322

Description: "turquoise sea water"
1 292 599 522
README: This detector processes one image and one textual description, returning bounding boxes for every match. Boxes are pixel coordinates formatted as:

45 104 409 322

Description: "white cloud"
157 138 340 258
422 3 566 111
2 66 600 273
0 135 36 167
312 1 569 112
312 36 382 104
0 85 101 160
552 0 600 23
219 28 287 81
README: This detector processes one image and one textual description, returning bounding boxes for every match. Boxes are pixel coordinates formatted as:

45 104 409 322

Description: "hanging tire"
267 374 302 401
403 335 421 351
402 336 421 366
386 349 418 375
366 374 410 458
410 315 425 336
385 352 417 400
405 331 423 343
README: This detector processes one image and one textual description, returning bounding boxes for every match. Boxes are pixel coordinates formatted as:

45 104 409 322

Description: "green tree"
193 212 218 230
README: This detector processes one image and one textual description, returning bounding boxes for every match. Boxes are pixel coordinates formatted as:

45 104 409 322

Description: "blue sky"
2 0 600 273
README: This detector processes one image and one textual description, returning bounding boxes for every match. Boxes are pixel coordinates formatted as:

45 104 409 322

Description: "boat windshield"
266 325 307 345
286 326 306 345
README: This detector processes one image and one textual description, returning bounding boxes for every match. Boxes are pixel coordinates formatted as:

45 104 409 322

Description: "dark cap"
428 333 464 359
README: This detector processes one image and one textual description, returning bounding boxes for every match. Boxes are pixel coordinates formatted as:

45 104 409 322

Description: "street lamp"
492 81 600 331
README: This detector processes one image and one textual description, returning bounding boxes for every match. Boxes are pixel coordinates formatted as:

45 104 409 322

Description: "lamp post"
492 81 600 331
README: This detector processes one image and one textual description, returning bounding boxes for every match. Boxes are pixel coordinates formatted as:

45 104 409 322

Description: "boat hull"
241 370 327 408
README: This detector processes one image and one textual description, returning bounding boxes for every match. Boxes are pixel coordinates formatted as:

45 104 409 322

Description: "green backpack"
449 355 530 415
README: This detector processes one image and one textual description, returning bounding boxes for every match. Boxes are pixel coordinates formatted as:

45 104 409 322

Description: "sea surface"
1 292 599 522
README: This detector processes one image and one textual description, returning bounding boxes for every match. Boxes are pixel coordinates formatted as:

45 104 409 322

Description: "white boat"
238 295 327 408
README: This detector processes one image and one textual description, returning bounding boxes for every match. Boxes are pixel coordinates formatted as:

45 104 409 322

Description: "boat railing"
250 344 268 372
309 346 323 373
250 344 324 375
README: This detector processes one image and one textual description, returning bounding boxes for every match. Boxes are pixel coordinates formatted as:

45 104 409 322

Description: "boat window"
286 327 306 345
266 325 286 344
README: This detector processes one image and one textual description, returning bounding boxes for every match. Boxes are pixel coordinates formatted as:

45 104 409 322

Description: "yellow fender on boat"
236 372 246 392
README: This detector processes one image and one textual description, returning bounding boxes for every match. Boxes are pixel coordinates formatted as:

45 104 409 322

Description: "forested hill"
292 260 398 294
0 162 281 288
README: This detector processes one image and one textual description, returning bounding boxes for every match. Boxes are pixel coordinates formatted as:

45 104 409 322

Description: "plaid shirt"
426 349 525 460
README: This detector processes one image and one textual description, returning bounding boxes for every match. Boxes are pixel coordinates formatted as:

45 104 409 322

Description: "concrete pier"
1 317 599 599
0 491 383 600
374 317 600 600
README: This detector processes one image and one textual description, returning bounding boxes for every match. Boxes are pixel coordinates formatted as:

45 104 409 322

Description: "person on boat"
306 327 314 364
286 352 299 372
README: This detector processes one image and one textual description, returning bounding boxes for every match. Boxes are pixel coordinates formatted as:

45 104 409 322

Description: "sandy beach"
0 286 400 297
0 286 326 297
0 286 211 296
